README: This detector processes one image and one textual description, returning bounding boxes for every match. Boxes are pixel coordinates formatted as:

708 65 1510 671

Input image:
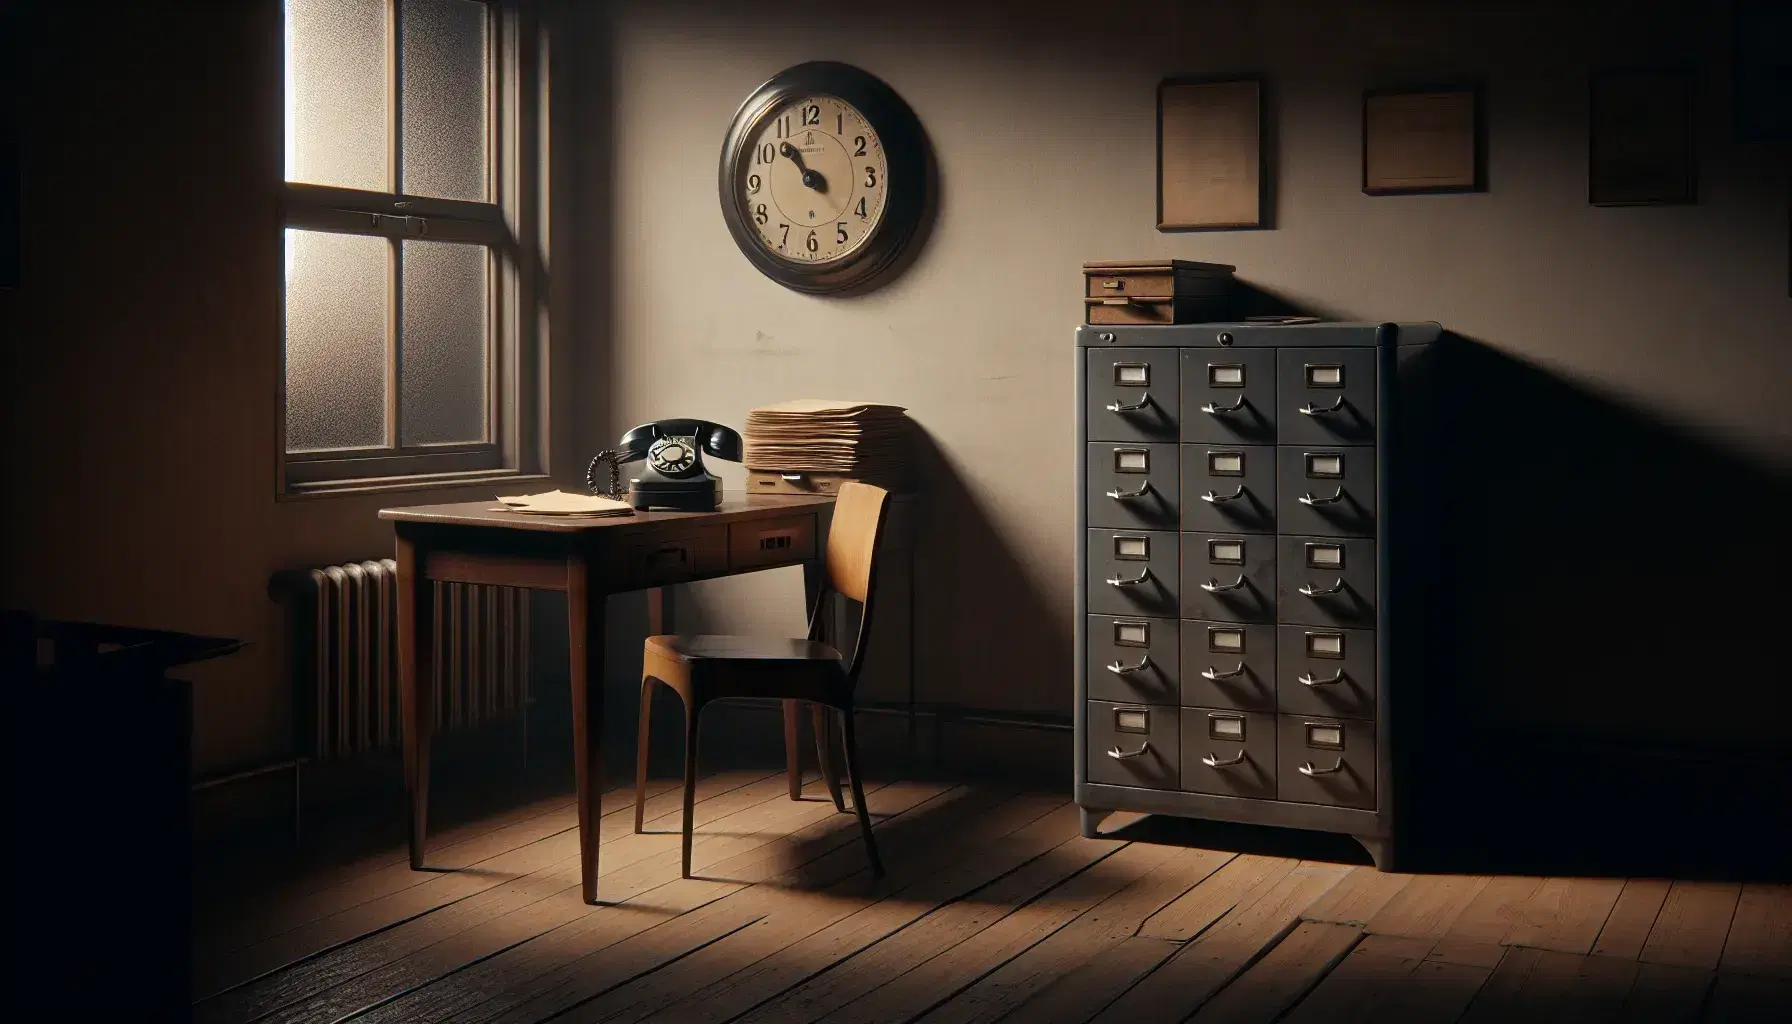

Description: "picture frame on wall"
1157 76 1266 231
1589 69 1695 206
1362 86 1484 195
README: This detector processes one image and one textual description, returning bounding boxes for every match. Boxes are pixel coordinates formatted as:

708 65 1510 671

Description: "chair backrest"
825 481 889 605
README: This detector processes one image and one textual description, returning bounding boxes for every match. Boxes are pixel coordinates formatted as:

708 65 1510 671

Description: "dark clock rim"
718 61 927 295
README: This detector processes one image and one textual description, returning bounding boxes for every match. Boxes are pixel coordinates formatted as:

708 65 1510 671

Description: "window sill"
279 469 552 502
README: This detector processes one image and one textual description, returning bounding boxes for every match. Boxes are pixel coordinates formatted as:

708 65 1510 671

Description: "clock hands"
778 142 826 192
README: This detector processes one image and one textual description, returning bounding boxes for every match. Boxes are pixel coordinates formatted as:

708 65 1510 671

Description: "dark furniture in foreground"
1075 321 1447 868
4 613 240 1017
379 493 839 905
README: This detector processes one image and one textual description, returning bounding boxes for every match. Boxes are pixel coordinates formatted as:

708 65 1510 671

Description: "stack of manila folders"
495 490 633 518
744 399 909 491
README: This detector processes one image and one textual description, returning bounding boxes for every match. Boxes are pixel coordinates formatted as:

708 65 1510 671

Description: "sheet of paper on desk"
496 490 635 516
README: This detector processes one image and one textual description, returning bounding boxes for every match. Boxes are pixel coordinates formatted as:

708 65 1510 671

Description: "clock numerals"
747 173 761 194
836 222 848 244
855 197 867 219
802 104 820 126
836 111 843 135
779 223 789 248
806 230 818 253
753 204 767 226
757 143 774 165
864 166 878 188
854 136 866 156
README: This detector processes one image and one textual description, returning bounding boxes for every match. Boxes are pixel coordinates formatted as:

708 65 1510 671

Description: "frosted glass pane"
285 0 388 190
400 239 488 446
285 230 389 452
400 0 487 201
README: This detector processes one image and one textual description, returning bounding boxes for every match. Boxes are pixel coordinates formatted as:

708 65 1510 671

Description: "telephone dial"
587 419 743 512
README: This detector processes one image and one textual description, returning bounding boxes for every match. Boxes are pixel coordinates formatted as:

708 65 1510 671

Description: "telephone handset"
587 419 743 512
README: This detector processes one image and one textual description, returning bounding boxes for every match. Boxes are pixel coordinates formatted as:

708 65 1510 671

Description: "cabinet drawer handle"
1299 578 1345 597
1299 397 1347 416
1107 739 1151 760
1102 280 1124 290
1202 750 1246 768
1201 395 1248 415
1201 662 1247 681
1203 486 1246 503
1106 393 1153 414
1300 758 1345 776
1106 654 1153 675
1106 481 1154 500
1299 669 1345 686
1202 575 1248 593
1107 569 1154 587
1299 488 1347 506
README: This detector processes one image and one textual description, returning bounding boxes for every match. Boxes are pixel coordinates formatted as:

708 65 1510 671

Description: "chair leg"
682 698 701 878
633 677 654 834
782 699 803 800
812 704 845 812
838 707 883 878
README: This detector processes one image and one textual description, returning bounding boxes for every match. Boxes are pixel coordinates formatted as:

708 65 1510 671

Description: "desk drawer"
728 515 816 570
1087 529 1179 618
622 527 727 588
1181 707 1277 800
1179 619 1275 712
1087 614 1179 705
1087 700 1178 790
1277 535 1376 628
1277 715 1375 810
1087 443 1180 530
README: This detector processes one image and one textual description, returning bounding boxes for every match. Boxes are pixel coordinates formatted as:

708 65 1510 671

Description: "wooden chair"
633 482 892 878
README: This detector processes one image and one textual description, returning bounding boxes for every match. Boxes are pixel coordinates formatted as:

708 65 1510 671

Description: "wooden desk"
379 493 835 904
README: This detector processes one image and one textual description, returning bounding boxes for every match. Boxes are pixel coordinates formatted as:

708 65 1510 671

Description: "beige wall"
587 0 1790 734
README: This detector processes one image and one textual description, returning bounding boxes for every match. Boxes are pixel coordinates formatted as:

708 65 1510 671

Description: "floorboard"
186 782 1792 1024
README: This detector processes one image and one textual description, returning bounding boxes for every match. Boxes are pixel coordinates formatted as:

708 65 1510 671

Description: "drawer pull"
1201 395 1248 415
1202 486 1247 503
1300 758 1345 776
1299 669 1346 687
1201 750 1246 768
1101 279 1125 290
1201 662 1247 681
1106 393 1154 414
1202 575 1248 593
1299 578 1346 597
1299 488 1347 506
1105 481 1154 500
1299 397 1348 416
1107 569 1155 587
1107 739 1151 760
1106 654 1153 675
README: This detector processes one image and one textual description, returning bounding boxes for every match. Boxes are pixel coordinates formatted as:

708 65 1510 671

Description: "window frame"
278 0 544 497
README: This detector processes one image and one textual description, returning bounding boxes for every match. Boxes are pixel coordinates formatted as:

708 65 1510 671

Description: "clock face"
718 62 927 295
736 95 888 264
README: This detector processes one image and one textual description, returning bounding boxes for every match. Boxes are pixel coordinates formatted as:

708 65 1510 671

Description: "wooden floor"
193 771 1791 1023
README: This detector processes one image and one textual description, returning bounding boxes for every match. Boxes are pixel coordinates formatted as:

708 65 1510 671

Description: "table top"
379 492 835 534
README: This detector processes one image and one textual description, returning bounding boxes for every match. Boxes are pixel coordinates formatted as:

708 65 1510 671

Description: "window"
281 0 541 493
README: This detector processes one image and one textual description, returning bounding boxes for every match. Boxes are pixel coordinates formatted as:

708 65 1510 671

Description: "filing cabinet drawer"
1086 348 1179 443
1088 614 1179 705
1276 348 1377 445
1180 619 1276 712
1181 444 1275 535
1181 348 1276 444
1180 532 1275 623
1277 535 1376 628
1277 715 1375 809
621 527 728 589
1276 446 1376 538
1181 707 1277 800
1276 624 1376 719
1087 443 1179 530
727 515 816 571
1087 529 1179 618
1088 701 1179 790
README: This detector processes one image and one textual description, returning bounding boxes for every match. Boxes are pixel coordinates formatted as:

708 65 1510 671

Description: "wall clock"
719 62 928 294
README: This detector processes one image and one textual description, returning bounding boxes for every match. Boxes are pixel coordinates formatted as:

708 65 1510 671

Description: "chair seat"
645 634 844 664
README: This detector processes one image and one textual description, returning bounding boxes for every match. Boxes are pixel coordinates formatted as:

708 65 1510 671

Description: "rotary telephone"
587 419 743 512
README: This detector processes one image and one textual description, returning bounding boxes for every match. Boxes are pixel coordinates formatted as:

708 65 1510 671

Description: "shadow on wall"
1405 336 1792 879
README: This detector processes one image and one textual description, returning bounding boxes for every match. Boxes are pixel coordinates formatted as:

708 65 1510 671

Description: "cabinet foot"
1080 806 1114 838
1355 835 1393 871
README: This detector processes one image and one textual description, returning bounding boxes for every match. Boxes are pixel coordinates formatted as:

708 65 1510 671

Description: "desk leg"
567 557 605 904
789 558 827 800
396 534 435 870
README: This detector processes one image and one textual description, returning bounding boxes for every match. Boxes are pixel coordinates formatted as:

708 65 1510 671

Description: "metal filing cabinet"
1075 321 1444 869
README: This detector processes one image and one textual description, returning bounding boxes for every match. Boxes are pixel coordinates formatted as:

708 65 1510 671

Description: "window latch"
361 212 430 237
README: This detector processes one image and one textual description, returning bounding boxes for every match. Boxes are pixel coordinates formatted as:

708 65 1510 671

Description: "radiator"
271 560 532 760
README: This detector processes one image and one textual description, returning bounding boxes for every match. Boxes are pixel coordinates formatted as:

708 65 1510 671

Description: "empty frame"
1363 87 1482 195
1158 78 1264 230
1590 70 1694 206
